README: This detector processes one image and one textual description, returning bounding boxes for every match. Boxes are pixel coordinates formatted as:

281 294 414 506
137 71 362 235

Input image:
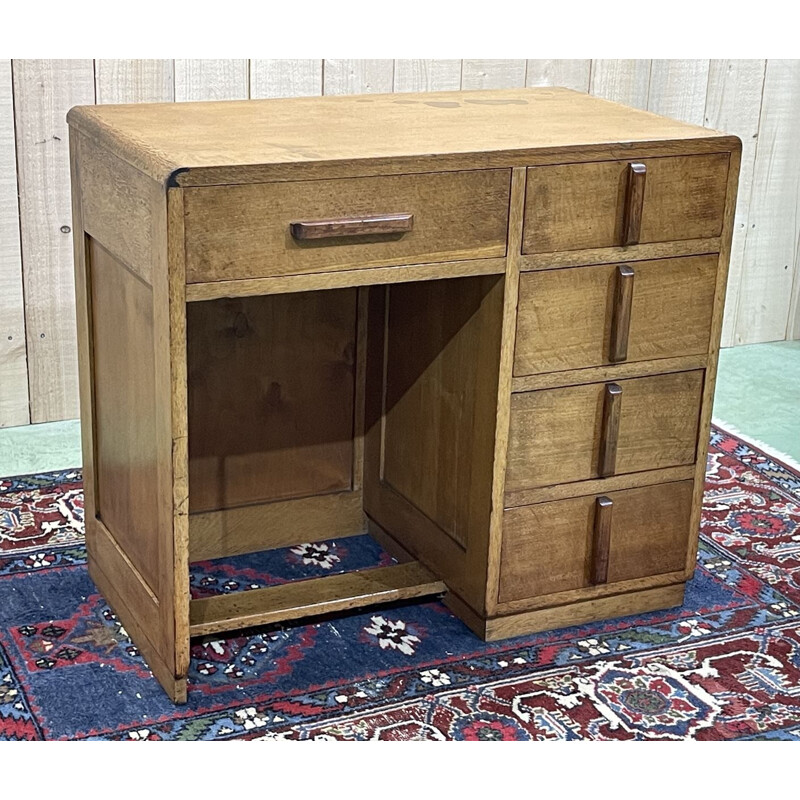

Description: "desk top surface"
68 87 735 187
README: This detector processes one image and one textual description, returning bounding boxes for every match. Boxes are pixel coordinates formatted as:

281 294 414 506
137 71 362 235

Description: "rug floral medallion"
1 426 799 741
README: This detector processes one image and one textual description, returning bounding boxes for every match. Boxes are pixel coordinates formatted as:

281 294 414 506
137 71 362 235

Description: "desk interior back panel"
186 289 358 514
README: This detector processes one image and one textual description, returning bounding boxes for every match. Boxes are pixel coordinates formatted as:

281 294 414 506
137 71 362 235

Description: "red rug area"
1 425 799 740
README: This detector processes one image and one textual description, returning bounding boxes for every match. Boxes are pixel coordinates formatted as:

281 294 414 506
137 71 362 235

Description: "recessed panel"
90 239 160 595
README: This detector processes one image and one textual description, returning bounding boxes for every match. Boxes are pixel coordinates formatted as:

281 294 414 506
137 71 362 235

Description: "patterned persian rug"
1 425 799 741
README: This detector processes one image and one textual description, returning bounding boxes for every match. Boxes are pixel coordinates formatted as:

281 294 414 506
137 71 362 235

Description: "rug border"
712 419 800 475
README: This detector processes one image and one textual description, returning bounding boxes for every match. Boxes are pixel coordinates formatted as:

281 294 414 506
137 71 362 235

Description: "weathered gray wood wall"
1 59 798 427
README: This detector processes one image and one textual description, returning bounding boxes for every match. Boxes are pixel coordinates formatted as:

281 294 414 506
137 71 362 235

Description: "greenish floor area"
0 342 798 478
0 419 83 477
712 341 800 466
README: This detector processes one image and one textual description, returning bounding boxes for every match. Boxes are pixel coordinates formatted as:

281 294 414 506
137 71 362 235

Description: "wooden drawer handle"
622 162 647 246
290 213 414 240
610 264 635 363
598 382 622 478
592 496 613 585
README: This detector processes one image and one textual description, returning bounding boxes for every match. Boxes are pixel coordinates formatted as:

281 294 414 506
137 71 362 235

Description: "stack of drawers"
496 153 731 617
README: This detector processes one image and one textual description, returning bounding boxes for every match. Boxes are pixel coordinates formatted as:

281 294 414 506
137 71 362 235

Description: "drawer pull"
598 382 622 477
591 496 613 585
289 213 414 241
609 264 635 363
622 162 647 246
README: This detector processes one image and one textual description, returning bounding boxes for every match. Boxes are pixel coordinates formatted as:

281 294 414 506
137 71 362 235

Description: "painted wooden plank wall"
0 59 797 427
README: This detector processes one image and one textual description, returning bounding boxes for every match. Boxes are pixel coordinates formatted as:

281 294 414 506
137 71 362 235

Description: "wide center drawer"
499 480 693 603
523 153 729 254
514 255 717 376
505 370 703 494
183 169 511 283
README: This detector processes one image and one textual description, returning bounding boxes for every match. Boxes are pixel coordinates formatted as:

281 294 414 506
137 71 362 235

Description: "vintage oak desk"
67 88 740 702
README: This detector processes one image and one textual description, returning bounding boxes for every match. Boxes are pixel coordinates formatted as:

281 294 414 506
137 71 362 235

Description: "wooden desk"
67 88 740 702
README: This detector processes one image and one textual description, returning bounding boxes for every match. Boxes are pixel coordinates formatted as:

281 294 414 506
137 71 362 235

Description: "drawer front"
522 153 729 255
499 480 693 603
514 255 717 376
184 169 511 283
505 370 703 493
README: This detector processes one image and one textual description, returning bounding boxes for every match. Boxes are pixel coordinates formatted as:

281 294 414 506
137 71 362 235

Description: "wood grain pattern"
14 59 95 422
69 131 96 577
523 153 729 254
704 60 766 346
505 370 704 493
190 562 446 637
511 355 708 394
519 238 721 271
162 186 191 686
381 276 503 549
0 60 28 427
506 465 697 508
175 59 248 101
514 256 718 376
76 131 159 284
185 257 507 301
66 88 727 188
483 584 685 640
189 492 366 561
362 285 477 609
187 290 358 512
88 519 186 702
484 167 528 616
499 481 694 603
89 239 161 594
736 60 800 343
183 170 511 282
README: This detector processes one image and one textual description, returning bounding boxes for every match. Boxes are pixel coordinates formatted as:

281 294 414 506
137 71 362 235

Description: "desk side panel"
71 129 188 701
